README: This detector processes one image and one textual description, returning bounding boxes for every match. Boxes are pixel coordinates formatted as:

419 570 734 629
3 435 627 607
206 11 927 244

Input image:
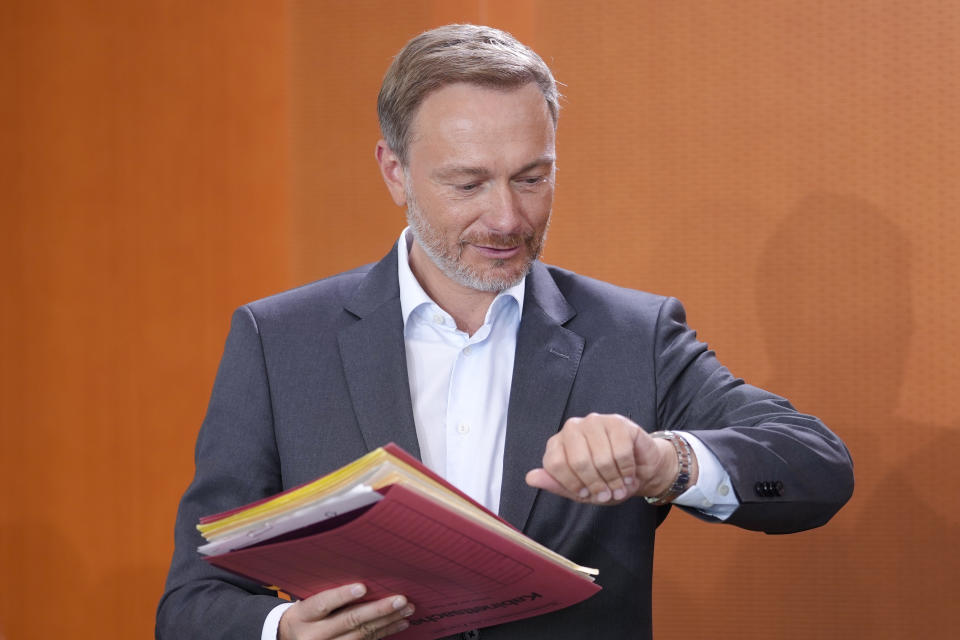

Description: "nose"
485 181 523 234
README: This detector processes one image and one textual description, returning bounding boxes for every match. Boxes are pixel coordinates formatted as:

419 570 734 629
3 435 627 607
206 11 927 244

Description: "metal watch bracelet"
644 431 693 506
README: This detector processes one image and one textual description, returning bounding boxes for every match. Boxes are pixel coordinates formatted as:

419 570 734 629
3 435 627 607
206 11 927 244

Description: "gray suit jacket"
157 245 853 639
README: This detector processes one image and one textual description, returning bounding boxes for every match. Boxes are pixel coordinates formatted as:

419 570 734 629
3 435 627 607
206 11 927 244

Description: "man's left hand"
524 413 684 505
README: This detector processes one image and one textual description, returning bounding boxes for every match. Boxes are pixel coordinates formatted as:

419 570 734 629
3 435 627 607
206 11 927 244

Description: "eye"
458 183 479 192
516 176 546 188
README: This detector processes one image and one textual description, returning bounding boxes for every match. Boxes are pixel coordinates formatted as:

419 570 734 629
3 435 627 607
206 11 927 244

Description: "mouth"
469 244 523 260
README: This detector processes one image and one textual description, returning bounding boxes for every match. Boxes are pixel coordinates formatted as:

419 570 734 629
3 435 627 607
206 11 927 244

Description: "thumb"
525 468 568 495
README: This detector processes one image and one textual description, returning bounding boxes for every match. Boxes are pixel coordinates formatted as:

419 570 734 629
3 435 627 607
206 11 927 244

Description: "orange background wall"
2 1 957 638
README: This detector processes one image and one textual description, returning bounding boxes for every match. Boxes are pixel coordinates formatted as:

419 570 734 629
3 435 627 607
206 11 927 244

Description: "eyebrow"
514 156 556 175
431 155 556 182
432 165 490 181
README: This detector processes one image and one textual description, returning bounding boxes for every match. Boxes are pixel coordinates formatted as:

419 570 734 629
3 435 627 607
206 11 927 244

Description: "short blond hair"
377 24 560 164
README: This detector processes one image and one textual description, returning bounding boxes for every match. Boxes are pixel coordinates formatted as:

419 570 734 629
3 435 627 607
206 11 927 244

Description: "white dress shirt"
398 229 523 513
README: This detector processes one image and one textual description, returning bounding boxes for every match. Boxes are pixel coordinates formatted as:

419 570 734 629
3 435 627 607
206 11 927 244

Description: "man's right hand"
525 413 688 505
278 583 414 640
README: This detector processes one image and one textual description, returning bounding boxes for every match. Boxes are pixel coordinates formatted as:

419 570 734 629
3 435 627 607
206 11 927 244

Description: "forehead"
406 82 555 169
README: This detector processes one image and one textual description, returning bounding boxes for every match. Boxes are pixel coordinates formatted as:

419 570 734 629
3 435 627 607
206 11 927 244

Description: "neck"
408 243 497 335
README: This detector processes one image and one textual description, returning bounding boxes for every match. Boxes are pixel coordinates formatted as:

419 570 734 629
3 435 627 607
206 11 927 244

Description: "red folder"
200 444 600 639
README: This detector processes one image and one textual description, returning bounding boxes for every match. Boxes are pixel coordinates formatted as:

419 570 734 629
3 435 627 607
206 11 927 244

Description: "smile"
470 244 522 259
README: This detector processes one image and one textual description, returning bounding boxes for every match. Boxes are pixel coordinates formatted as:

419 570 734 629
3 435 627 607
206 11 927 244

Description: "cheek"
416 193 462 225
435 200 486 231
525 191 554 226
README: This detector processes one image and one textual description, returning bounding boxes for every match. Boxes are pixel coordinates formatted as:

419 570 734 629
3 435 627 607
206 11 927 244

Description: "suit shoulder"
541 264 673 324
242 262 375 325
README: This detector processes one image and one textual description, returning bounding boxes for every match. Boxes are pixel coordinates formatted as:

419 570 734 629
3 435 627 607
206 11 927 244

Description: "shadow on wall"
724 193 960 639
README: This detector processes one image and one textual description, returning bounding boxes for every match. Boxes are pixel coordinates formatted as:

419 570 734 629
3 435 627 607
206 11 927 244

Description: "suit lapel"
499 263 584 530
338 246 422 460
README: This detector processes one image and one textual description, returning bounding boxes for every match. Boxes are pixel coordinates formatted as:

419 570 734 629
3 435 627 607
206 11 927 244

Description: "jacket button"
754 481 782 497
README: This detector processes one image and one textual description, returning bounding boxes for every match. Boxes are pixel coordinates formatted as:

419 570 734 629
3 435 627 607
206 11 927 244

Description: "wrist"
649 438 679 495
645 431 696 506
276 602 296 640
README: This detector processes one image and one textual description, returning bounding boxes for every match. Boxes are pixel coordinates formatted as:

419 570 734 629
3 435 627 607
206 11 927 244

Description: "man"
157 24 853 640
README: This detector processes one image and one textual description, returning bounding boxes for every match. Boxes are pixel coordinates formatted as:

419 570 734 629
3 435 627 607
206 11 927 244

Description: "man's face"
398 82 556 293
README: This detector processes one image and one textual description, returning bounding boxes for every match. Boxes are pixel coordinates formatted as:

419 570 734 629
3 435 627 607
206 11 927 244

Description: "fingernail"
402 605 415 616
392 596 407 610
597 490 611 502
350 584 366 597
397 621 410 631
613 488 626 500
624 477 635 486
578 488 590 498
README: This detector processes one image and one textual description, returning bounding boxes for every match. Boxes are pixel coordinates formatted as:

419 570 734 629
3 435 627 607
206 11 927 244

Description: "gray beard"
404 190 546 293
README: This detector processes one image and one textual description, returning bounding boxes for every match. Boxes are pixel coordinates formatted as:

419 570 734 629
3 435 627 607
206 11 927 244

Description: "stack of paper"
198 443 600 639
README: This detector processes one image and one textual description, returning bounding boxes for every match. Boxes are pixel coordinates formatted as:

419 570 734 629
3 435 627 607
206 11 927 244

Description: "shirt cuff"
671 432 739 520
261 602 295 640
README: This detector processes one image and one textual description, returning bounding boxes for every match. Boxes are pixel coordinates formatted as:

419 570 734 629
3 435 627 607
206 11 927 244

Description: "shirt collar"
397 227 526 328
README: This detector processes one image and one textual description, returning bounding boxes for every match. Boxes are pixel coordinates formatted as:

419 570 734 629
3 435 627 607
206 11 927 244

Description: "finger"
570 429 614 503
579 416 631 501
541 429 592 500
349 615 412 640
340 608 413 640
332 595 414 639
525 467 579 500
560 414 634 502
606 417 642 498
298 583 371 622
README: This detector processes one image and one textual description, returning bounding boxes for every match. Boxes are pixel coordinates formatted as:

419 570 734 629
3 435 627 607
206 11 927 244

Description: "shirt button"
456 423 470 435
463 345 473 356
718 484 730 496
432 313 445 325
701 498 712 508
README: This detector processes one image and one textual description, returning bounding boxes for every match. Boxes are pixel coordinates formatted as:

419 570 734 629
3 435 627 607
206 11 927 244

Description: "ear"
375 140 408 207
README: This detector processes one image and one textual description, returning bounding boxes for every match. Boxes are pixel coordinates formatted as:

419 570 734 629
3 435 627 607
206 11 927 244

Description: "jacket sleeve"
653 297 854 533
156 306 286 639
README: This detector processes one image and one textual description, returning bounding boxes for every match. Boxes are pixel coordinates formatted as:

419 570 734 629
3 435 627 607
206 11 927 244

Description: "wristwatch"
644 431 693 506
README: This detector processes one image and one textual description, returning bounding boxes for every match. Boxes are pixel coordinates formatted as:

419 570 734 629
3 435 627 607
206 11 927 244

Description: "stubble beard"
405 188 548 293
